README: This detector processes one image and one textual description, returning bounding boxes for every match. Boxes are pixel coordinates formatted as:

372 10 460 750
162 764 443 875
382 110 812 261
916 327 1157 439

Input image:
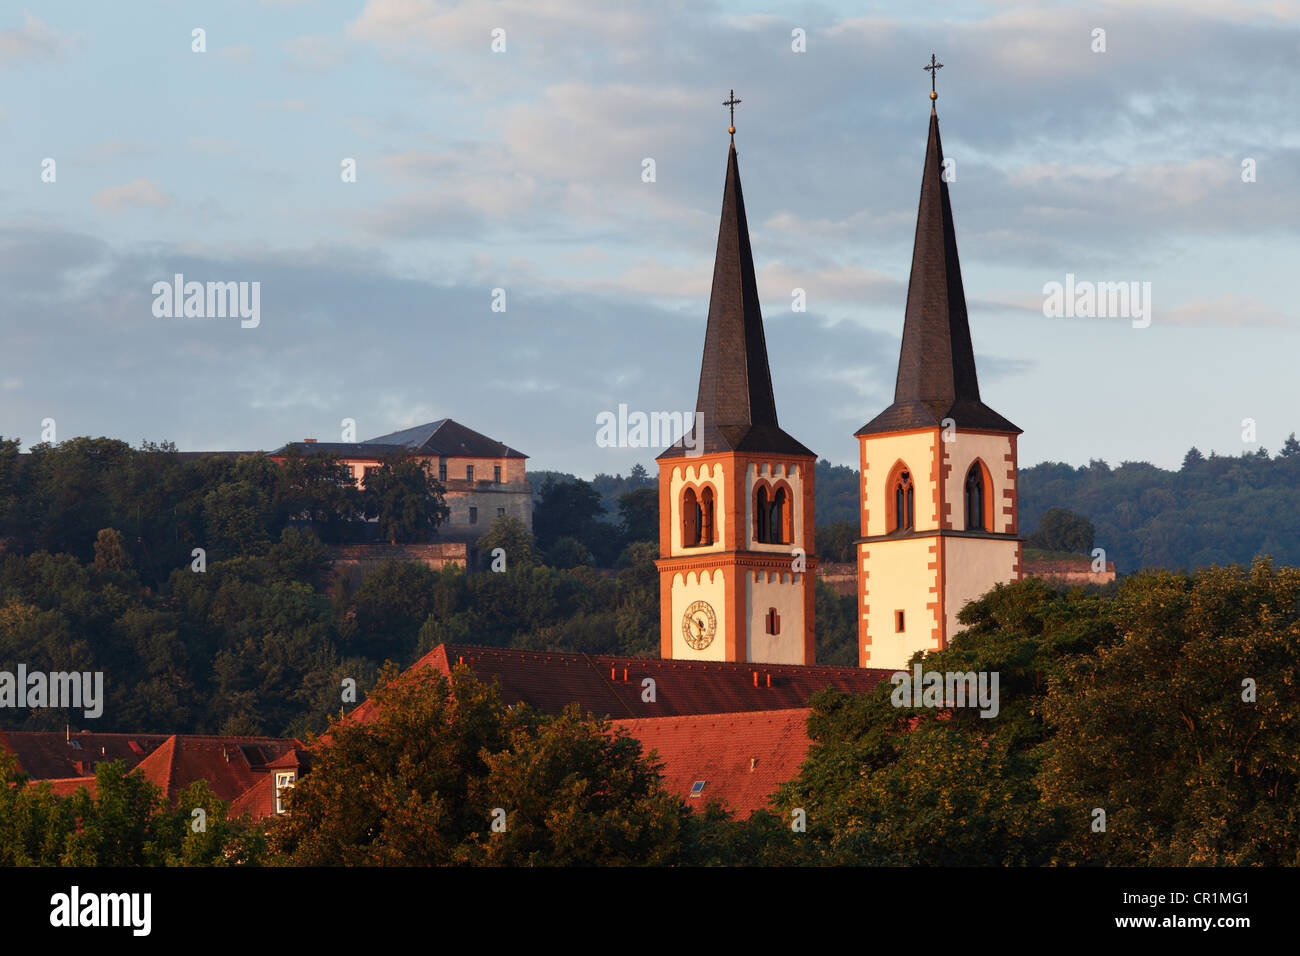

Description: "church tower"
855 66 1022 670
656 100 817 666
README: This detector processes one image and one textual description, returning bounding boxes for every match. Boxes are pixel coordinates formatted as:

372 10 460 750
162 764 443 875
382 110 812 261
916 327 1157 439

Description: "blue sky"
2 0 1298 477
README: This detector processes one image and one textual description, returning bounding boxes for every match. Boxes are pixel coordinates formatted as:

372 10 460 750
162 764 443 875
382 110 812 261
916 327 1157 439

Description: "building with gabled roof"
271 417 532 543
1 731 307 823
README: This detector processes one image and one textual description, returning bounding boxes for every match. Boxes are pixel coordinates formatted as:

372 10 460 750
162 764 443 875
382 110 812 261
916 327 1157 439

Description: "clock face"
682 600 717 650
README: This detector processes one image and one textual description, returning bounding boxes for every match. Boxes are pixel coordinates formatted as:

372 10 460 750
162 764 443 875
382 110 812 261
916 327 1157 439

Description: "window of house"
497 507 505 518
965 463 986 531
466 465 474 482
494 465 502 483
275 771 296 815
469 506 478 525
895 610 905 633
689 781 707 798
439 462 447 482
765 608 781 635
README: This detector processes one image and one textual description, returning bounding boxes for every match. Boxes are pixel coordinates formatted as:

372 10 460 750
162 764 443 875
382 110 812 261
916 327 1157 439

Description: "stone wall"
329 542 468 594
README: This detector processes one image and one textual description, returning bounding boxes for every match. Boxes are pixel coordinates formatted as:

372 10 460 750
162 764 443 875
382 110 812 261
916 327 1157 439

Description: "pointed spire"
661 134 813 459
858 97 1019 436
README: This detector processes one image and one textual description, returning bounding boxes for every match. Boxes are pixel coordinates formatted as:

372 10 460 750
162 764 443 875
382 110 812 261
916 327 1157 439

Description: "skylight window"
689 780 706 797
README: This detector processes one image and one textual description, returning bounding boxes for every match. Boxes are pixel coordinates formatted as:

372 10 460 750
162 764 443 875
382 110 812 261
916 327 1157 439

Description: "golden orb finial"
930 90 937 101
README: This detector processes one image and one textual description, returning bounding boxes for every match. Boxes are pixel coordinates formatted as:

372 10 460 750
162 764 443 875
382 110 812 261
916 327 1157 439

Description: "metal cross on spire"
924 53 943 102
723 89 741 141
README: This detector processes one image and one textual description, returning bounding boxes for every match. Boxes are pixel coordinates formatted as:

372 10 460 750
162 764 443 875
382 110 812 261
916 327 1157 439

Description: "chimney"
303 438 317 443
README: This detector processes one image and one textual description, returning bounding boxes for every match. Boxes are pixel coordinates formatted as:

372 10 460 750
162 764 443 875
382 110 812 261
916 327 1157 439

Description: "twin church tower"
655 71 1022 671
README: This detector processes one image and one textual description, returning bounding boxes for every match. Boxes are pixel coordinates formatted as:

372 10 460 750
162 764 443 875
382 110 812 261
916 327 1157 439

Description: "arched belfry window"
892 468 915 532
965 461 993 532
965 463 985 531
682 487 699 547
769 487 787 544
754 487 769 543
699 487 715 545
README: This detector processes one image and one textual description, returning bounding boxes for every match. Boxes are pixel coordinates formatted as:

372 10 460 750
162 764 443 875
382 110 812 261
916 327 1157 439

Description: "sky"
1 0 1298 478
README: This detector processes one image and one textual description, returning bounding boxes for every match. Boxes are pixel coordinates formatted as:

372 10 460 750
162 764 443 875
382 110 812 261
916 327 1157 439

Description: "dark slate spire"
857 105 1019 436
661 142 813 459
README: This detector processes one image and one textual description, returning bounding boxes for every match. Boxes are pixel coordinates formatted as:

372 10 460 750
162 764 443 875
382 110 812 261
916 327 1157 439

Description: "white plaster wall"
746 570 805 665
861 536 938 670
943 536 1018 640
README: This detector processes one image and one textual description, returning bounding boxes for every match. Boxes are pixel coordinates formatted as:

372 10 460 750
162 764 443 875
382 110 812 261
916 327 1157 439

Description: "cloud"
0 12 71 64
217 44 255 63
257 99 310 112
1162 294 1293 327
92 179 171 211
285 34 348 72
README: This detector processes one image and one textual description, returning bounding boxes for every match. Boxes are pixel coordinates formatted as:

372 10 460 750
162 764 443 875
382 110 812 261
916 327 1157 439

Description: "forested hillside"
814 438 1300 573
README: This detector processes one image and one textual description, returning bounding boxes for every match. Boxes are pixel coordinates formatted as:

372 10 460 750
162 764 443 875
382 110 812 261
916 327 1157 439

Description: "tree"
1182 447 1205 469
1282 433 1300 458
547 536 592 569
532 477 605 553
269 666 686 865
816 520 858 564
340 560 440 661
1038 560 1300 865
274 445 362 541
92 527 132 573
1026 507 1095 554
362 454 449 544
617 488 658 544
476 516 539 570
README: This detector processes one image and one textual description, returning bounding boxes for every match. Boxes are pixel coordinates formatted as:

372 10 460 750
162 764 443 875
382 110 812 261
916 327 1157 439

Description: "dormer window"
275 771 296 815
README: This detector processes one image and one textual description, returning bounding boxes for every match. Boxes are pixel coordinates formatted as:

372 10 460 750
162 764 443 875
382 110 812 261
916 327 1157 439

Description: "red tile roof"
130 736 305 804
613 708 812 818
2 732 305 813
346 643 891 723
0 731 172 780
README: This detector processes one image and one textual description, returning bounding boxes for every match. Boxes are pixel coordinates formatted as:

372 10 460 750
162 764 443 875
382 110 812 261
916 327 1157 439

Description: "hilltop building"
273 418 531 542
